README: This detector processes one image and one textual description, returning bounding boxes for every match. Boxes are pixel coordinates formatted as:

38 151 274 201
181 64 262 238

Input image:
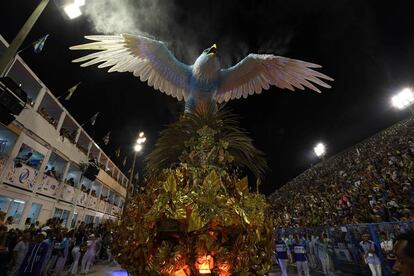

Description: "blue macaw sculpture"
71 34 333 113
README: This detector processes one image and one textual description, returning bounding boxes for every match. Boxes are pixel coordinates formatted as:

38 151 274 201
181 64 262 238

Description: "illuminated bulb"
134 144 143 152
392 88 414 109
137 137 147 144
64 3 82 19
314 142 326 157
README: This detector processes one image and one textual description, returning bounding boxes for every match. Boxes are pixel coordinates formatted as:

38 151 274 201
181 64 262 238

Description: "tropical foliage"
112 108 273 275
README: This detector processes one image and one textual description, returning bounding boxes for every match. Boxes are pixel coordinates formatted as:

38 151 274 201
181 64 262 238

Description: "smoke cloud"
81 0 301 66
84 0 171 36
83 0 202 62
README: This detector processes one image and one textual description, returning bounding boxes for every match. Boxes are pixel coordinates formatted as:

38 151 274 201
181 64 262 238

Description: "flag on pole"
115 148 120 158
103 131 111 145
65 82 81 100
122 156 127 166
33 34 49 53
90 112 99 126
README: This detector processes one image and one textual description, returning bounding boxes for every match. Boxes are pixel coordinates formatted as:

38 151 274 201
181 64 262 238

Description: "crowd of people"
0 211 115 276
273 228 414 276
269 117 414 228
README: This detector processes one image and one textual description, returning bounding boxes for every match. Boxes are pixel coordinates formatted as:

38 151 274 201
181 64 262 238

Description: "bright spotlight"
139 132 144 138
63 3 82 19
134 144 143 152
314 143 326 158
74 0 86 7
391 88 414 109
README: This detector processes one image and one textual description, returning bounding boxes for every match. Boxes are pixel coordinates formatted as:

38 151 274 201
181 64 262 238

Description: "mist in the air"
83 0 202 63
81 0 306 66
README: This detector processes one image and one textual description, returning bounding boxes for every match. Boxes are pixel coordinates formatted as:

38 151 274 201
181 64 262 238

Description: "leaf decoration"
203 169 221 192
163 173 177 194
236 177 249 195
188 207 204 232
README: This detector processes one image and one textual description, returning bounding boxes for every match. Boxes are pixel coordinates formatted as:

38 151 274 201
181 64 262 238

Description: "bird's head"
193 44 220 80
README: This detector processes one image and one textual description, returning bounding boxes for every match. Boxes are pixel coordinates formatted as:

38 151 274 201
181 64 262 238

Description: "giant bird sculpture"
70 34 333 113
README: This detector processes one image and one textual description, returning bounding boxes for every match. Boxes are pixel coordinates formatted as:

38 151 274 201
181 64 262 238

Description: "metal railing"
275 221 414 275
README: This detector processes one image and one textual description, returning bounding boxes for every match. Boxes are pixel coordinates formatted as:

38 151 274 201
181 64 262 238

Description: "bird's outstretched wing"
216 54 333 103
70 34 191 101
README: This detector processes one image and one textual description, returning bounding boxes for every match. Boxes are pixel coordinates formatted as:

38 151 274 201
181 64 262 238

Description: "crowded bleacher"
270 116 414 228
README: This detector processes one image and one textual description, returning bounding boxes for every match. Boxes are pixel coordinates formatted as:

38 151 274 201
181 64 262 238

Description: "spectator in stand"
67 177 75 187
270 116 414 228
22 152 33 166
46 166 58 179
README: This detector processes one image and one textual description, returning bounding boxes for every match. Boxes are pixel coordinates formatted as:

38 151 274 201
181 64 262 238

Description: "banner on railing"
6 163 38 190
60 184 75 203
37 175 60 196
98 200 106 212
77 191 88 206
88 195 98 209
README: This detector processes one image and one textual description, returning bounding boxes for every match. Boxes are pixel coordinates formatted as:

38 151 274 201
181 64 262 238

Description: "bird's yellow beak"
207 44 217 55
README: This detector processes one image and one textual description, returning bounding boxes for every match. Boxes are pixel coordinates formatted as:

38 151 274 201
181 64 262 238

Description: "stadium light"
124 130 146 216
134 144 143 152
391 88 414 110
63 0 86 19
63 3 82 19
314 142 326 158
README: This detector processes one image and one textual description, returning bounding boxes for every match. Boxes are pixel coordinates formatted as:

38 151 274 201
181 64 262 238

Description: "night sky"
1 0 414 195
